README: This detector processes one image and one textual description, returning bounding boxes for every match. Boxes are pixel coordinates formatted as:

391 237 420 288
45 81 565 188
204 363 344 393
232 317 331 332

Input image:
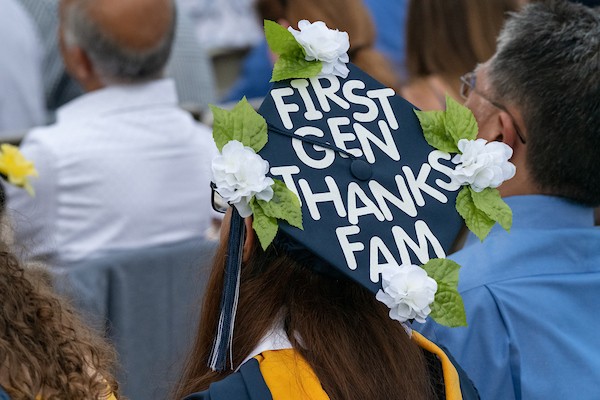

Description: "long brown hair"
405 0 521 92
173 234 434 399
0 248 119 399
257 0 400 89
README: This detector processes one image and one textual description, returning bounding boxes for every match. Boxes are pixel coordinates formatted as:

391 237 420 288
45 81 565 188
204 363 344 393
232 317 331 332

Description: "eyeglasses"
210 182 229 214
460 72 526 144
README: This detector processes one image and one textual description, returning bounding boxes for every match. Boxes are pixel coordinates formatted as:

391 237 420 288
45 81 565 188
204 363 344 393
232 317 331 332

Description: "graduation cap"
208 19 515 371
257 64 463 293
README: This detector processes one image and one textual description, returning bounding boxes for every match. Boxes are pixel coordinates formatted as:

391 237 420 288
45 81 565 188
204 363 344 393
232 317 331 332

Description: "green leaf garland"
415 95 513 241
455 187 496 241
211 98 304 250
264 19 323 82
422 258 467 327
250 199 279 250
444 95 478 143
414 110 457 153
264 20 304 57
210 97 268 153
272 55 323 82
257 180 303 230
471 187 512 232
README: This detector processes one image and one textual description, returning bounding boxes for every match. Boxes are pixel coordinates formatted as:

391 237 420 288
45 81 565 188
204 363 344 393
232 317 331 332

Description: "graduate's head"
175 213 436 400
211 15 520 368
176 18 518 399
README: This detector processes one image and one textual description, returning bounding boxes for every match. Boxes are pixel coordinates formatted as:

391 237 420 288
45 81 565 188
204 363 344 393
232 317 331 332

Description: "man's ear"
63 46 95 83
243 218 255 263
59 27 96 85
496 111 520 149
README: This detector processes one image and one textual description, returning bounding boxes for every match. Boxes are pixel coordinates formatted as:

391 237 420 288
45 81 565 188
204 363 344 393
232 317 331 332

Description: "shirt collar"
238 323 293 371
464 195 595 247
56 78 178 123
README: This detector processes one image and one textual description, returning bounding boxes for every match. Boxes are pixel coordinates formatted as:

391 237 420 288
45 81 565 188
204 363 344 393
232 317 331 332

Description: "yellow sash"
256 333 463 400
255 349 330 400
412 331 463 400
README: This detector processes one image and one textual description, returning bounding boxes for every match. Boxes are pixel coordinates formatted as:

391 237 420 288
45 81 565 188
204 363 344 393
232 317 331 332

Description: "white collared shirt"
6 79 218 265
238 324 293 370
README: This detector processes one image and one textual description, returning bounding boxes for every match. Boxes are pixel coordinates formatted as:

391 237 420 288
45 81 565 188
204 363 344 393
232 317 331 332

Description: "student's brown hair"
0 248 119 399
173 234 434 399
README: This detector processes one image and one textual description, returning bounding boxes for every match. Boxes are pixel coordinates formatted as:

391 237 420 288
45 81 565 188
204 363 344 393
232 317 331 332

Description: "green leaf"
470 187 513 232
264 19 304 57
250 199 279 250
422 258 461 288
271 55 323 82
455 186 495 241
208 105 229 152
445 95 478 143
414 109 457 153
422 258 466 327
209 97 268 153
429 284 467 327
257 180 303 229
264 19 323 81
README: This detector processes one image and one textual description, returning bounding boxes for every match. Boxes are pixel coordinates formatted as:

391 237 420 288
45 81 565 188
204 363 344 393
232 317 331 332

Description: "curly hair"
0 248 119 399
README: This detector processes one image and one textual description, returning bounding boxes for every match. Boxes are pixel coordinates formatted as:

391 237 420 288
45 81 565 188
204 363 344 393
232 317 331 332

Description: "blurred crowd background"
1 0 599 399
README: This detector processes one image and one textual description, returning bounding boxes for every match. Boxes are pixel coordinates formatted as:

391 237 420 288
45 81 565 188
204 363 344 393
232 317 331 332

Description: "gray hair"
488 0 600 205
62 0 176 84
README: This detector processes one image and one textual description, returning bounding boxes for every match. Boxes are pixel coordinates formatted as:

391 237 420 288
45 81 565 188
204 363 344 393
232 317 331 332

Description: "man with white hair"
18 0 216 118
417 1 600 399
7 0 217 265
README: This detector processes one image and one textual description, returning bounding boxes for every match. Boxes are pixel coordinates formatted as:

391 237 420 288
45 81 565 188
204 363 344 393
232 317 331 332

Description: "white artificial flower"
212 140 274 217
376 265 438 324
451 138 516 192
288 20 350 78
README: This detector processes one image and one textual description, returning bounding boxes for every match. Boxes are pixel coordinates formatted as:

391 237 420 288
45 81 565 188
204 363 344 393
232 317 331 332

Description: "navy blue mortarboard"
256 63 463 294
208 19 515 371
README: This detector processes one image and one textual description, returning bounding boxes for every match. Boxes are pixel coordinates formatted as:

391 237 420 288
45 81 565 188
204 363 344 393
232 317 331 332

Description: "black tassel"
208 208 245 371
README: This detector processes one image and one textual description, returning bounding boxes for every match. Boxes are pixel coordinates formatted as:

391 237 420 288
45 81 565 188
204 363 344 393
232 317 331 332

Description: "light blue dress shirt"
416 195 600 399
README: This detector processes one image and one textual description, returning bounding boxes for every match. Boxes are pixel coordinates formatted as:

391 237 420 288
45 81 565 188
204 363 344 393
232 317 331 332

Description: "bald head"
87 0 173 50
60 0 176 84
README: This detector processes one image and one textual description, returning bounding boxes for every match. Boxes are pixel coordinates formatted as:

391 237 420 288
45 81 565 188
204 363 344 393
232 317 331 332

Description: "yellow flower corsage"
0 144 38 196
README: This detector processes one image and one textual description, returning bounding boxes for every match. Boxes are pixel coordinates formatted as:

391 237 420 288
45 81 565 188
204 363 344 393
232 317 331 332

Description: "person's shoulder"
183 348 328 400
448 243 500 293
190 120 213 138
20 123 72 157
188 121 219 157
449 229 537 292
182 359 272 400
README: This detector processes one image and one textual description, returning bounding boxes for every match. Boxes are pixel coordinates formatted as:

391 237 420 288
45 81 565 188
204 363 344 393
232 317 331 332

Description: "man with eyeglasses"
416 2 600 399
